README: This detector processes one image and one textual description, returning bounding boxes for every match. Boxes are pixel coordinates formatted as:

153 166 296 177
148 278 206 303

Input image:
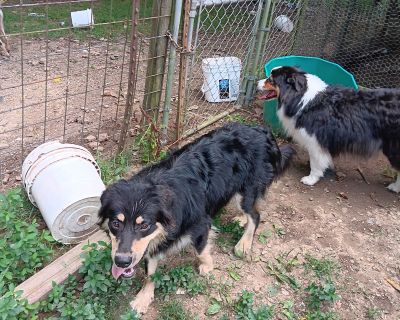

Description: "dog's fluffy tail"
276 144 295 176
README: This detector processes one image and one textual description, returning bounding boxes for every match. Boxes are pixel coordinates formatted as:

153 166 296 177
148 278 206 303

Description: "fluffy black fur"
99 122 294 266
272 66 400 167
256 66 400 190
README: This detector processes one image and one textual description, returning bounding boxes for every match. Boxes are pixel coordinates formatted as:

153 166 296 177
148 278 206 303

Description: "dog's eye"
111 220 120 229
140 223 150 231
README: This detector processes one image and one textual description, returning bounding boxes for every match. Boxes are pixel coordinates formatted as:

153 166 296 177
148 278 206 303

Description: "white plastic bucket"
22 141 105 244
201 56 242 102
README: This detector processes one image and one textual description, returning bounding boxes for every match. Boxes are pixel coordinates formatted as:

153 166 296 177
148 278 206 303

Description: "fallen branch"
356 167 370 184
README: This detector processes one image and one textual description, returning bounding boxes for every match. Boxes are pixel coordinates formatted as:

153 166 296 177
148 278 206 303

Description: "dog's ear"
98 189 112 226
286 74 304 92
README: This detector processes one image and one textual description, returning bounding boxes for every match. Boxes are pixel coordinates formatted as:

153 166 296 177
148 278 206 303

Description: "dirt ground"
140 147 400 319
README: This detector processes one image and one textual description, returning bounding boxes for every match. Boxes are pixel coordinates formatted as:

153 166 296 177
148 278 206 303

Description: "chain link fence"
181 0 261 135
263 0 400 88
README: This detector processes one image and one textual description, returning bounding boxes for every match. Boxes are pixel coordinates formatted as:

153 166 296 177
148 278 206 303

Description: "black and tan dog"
257 66 400 192
99 122 294 313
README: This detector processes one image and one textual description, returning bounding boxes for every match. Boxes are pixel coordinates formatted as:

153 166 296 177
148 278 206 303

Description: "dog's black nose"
114 254 132 268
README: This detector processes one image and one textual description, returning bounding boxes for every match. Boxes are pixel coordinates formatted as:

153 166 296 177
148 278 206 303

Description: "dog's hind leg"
232 194 247 227
388 173 400 193
383 142 400 193
234 192 260 259
131 256 159 314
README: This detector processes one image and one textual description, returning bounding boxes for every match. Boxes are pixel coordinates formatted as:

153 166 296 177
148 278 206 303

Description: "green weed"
272 224 286 237
234 290 274 320
135 124 166 164
263 262 300 290
227 113 259 126
258 229 273 245
213 212 244 251
39 241 140 320
304 255 338 280
97 152 131 185
151 265 205 296
120 310 141 320
305 281 339 320
276 251 300 273
280 300 297 320
0 188 54 296
366 307 382 319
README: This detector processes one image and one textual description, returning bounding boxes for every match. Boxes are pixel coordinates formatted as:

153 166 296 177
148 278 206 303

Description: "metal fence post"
243 0 274 107
161 0 183 144
117 0 140 154
175 0 191 141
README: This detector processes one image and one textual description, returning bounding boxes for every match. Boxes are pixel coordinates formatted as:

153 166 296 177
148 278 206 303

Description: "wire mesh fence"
181 0 261 135
0 0 171 188
1 0 399 189
262 0 400 88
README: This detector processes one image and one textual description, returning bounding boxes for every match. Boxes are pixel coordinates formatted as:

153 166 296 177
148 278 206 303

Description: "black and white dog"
99 123 294 314
256 66 400 192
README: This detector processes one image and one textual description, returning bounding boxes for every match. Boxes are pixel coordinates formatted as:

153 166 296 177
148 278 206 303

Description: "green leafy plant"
276 251 300 273
39 241 139 320
213 213 244 250
135 124 164 164
366 307 382 319
258 229 273 244
207 299 222 316
0 188 54 296
120 310 141 320
151 265 205 296
97 152 131 185
0 290 40 320
234 290 274 320
263 262 300 290
305 281 339 319
304 255 337 280
280 300 297 320
272 224 286 237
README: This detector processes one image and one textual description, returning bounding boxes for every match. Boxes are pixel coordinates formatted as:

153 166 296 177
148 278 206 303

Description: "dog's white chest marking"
299 74 328 110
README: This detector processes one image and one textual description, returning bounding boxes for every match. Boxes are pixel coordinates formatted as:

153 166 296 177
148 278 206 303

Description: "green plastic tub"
262 55 358 133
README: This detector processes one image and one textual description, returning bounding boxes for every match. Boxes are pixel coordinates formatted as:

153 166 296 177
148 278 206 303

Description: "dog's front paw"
234 238 252 259
199 262 214 275
387 181 400 193
130 290 154 314
300 175 320 186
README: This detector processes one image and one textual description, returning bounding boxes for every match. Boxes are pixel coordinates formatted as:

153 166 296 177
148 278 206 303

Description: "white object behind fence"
201 56 241 103
22 141 105 244
71 8 94 28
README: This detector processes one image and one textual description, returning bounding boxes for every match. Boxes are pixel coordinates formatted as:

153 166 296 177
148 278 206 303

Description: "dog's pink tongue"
111 263 126 279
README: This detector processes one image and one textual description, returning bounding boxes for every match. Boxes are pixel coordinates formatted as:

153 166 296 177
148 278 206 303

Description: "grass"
3 0 154 40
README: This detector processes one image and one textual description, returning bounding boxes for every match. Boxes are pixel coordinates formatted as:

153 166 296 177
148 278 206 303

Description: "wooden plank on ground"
15 230 109 304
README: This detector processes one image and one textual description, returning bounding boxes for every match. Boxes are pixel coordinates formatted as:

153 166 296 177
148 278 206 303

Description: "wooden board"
15 230 109 304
